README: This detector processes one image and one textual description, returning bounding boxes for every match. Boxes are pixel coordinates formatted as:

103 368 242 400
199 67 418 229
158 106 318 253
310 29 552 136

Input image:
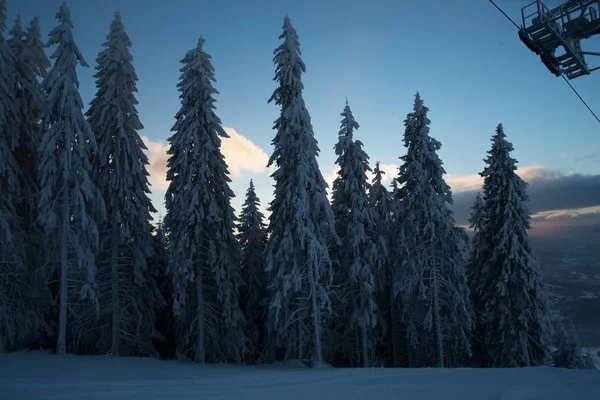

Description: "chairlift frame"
518 0 600 79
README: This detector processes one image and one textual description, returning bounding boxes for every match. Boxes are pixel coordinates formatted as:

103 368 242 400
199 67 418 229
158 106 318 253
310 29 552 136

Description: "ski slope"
0 352 598 399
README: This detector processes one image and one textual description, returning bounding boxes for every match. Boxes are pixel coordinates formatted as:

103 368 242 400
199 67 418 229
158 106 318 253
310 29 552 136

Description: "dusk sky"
9 0 600 233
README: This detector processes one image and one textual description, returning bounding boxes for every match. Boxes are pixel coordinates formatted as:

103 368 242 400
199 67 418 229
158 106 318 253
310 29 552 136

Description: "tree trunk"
298 317 303 362
307 262 324 365
361 321 369 368
195 263 205 363
389 270 398 367
432 259 444 368
57 179 69 355
110 217 120 356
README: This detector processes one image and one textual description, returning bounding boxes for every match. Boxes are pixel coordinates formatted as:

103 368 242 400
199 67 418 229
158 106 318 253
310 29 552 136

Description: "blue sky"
8 0 600 228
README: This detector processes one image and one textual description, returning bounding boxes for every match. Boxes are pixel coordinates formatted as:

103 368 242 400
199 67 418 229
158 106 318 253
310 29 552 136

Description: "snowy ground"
1 352 599 400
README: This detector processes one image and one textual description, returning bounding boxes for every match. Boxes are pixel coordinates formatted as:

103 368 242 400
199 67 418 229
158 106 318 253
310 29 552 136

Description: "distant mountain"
530 222 600 347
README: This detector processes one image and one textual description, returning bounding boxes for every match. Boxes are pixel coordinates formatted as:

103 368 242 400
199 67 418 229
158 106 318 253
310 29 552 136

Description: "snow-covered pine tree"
0 13 52 352
265 15 338 366
329 101 380 367
0 0 28 352
393 93 472 367
368 162 403 367
38 2 106 355
551 319 595 370
151 217 175 360
165 38 244 364
237 180 268 364
24 17 49 81
470 123 551 368
78 12 159 357
466 192 484 291
9 14 48 238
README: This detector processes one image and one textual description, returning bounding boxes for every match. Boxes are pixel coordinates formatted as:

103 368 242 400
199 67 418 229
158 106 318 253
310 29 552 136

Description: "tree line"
0 1 593 369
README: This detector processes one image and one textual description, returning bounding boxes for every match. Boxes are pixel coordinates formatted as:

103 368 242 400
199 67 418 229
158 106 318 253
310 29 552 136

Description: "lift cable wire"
561 74 600 123
489 0 521 29
489 0 600 125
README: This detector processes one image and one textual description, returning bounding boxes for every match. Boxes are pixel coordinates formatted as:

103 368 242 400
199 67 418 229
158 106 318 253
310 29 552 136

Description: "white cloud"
531 206 600 221
323 163 568 197
143 135 170 191
445 173 483 193
221 128 270 176
142 127 270 192
445 165 565 193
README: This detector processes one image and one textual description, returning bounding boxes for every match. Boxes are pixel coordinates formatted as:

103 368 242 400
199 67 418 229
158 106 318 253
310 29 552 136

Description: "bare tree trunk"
353 296 360 366
196 263 205 363
361 322 369 367
432 255 444 368
57 180 69 355
110 218 120 356
389 270 398 367
307 263 324 365
298 317 303 361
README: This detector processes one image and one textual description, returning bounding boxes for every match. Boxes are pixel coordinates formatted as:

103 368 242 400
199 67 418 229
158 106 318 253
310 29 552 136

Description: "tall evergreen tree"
38 2 106 355
237 180 268 364
368 162 402 367
265 15 338 365
394 93 472 367
24 17 49 81
0 0 27 351
151 217 175 360
1 13 52 352
329 101 380 367
469 123 551 367
466 192 484 284
9 14 48 234
79 12 159 356
165 38 244 364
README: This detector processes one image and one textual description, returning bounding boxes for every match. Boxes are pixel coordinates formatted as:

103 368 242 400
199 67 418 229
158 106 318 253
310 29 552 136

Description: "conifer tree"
9 14 49 236
466 192 484 284
394 93 472 367
1 13 53 352
38 2 106 354
469 124 551 367
165 38 244 363
330 101 380 367
265 16 338 365
237 180 268 364
368 162 403 366
0 0 27 351
79 12 159 356
151 218 175 360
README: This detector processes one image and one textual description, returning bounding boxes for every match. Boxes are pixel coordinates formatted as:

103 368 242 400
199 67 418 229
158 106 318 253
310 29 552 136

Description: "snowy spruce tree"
329 101 381 367
394 93 473 367
9 14 49 232
237 180 268 364
0 13 53 351
38 2 106 355
0 0 27 351
368 162 403 367
151 217 175 360
469 123 551 368
466 192 484 284
165 38 244 364
78 12 159 356
265 15 338 365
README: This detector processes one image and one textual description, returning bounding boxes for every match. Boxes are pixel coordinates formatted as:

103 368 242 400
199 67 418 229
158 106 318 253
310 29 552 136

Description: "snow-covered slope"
0 352 598 400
